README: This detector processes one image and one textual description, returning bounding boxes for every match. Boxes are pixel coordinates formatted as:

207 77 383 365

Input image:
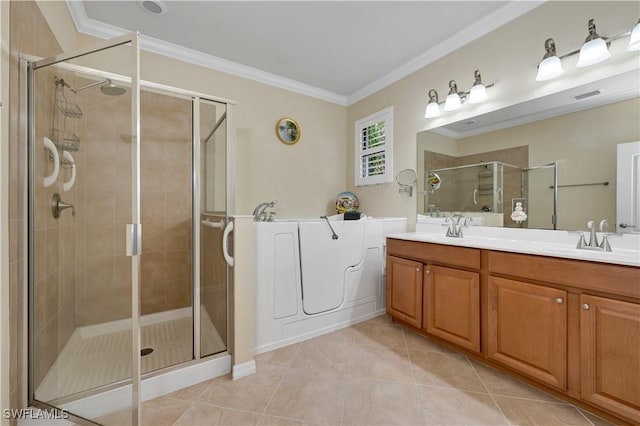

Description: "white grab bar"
222 220 234 267
201 219 224 229
62 151 76 192
473 188 478 205
43 137 59 188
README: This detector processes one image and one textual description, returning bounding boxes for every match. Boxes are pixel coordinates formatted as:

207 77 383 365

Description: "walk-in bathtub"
255 215 407 353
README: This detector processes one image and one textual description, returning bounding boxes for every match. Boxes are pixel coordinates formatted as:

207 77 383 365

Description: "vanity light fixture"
444 80 462 111
576 19 611 67
468 70 488 104
424 70 494 119
537 17 639 81
536 38 565 81
424 89 441 118
628 19 640 51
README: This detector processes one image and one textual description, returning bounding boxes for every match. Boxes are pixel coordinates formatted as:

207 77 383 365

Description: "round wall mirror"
396 169 417 186
396 169 417 196
427 172 442 191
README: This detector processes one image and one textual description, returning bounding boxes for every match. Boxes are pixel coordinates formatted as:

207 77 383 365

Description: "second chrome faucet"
576 219 615 252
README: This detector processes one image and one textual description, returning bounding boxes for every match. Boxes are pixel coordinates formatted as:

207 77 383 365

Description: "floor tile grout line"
261 342 303 416
466 356 513 426
575 406 598 426
402 327 424 414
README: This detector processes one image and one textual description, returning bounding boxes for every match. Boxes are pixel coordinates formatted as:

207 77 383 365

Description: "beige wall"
348 1 640 229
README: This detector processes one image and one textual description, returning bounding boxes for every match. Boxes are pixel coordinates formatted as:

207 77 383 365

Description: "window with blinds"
355 106 393 186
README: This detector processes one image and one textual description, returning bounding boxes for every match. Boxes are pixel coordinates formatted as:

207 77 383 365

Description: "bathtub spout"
320 215 339 240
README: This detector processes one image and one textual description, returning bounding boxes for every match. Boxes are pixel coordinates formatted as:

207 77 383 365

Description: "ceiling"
68 1 543 105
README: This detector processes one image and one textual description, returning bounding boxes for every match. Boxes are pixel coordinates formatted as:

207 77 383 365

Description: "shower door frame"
25 32 142 424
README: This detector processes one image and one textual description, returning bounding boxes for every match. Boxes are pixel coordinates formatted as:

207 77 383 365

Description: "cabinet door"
581 295 640 423
488 277 567 390
386 256 422 328
423 265 480 352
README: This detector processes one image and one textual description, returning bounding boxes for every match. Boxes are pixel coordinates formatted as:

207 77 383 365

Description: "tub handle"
222 220 234 267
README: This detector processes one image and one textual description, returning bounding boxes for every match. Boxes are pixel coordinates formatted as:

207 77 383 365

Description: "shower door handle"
222 220 234 267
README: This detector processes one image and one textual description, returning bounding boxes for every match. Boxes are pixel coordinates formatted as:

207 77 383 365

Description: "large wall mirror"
417 69 640 232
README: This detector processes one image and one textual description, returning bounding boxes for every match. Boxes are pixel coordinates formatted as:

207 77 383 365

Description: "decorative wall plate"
276 118 301 145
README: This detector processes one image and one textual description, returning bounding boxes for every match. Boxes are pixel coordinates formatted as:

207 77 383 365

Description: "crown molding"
347 1 546 105
66 1 543 107
65 1 349 106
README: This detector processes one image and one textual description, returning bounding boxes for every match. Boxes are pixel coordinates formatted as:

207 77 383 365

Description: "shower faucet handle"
52 193 75 219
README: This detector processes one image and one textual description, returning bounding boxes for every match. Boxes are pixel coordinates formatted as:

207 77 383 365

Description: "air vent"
574 89 601 100
138 0 167 15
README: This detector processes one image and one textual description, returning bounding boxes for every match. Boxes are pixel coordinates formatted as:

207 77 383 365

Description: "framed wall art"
276 118 301 145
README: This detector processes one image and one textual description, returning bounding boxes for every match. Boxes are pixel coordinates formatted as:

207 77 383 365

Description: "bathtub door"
298 220 365 314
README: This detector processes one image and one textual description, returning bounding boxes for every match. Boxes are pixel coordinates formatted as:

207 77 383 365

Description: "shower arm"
56 77 109 94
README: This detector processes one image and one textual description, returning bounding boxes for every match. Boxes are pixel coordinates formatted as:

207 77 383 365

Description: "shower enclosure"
424 160 558 229
23 34 234 424
425 161 521 225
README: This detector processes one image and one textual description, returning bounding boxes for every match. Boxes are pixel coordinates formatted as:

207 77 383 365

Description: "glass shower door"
198 98 229 358
28 34 141 424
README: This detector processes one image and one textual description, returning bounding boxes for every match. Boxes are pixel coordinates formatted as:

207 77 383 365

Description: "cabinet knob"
582 303 590 310
424 269 430 274
555 298 564 304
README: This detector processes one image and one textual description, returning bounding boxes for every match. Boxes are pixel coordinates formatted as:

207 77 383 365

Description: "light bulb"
444 93 461 111
577 19 610 67
577 38 611 67
424 101 441 118
536 56 565 81
468 84 487 104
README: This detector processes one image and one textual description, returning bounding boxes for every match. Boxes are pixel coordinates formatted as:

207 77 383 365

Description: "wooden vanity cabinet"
386 239 481 351
386 237 640 424
487 276 567 390
386 256 423 328
424 265 480 352
580 295 640 424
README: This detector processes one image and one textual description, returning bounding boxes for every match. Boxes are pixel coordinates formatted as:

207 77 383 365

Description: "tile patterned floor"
97 315 617 426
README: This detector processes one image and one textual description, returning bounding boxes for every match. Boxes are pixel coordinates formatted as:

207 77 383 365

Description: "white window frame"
354 106 394 186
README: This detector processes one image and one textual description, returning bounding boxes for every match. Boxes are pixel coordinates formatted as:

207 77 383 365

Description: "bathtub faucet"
253 200 277 222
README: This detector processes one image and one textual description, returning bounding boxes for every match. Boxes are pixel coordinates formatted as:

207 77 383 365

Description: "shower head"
100 80 126 96
63 78 127 96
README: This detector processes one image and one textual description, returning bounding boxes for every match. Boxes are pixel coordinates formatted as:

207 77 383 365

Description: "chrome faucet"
252 200 277 222
445 214 469 238
575 219 616 252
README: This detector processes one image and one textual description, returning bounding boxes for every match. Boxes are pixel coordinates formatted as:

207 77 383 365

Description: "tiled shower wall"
74 89 193 325
139 92 193 316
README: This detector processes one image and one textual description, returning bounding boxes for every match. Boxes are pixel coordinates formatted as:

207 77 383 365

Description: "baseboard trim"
232 360 256 380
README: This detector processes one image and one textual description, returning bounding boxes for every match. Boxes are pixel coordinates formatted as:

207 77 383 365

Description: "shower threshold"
35 307 225 403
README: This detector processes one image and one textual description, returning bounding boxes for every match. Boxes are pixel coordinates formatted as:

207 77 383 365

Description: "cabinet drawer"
488 251 640 299
387 239 480 269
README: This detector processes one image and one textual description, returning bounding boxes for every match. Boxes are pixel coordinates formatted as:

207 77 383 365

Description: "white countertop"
388 224 640 267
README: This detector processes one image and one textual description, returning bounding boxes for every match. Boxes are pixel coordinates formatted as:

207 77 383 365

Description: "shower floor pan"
35 307 225 402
